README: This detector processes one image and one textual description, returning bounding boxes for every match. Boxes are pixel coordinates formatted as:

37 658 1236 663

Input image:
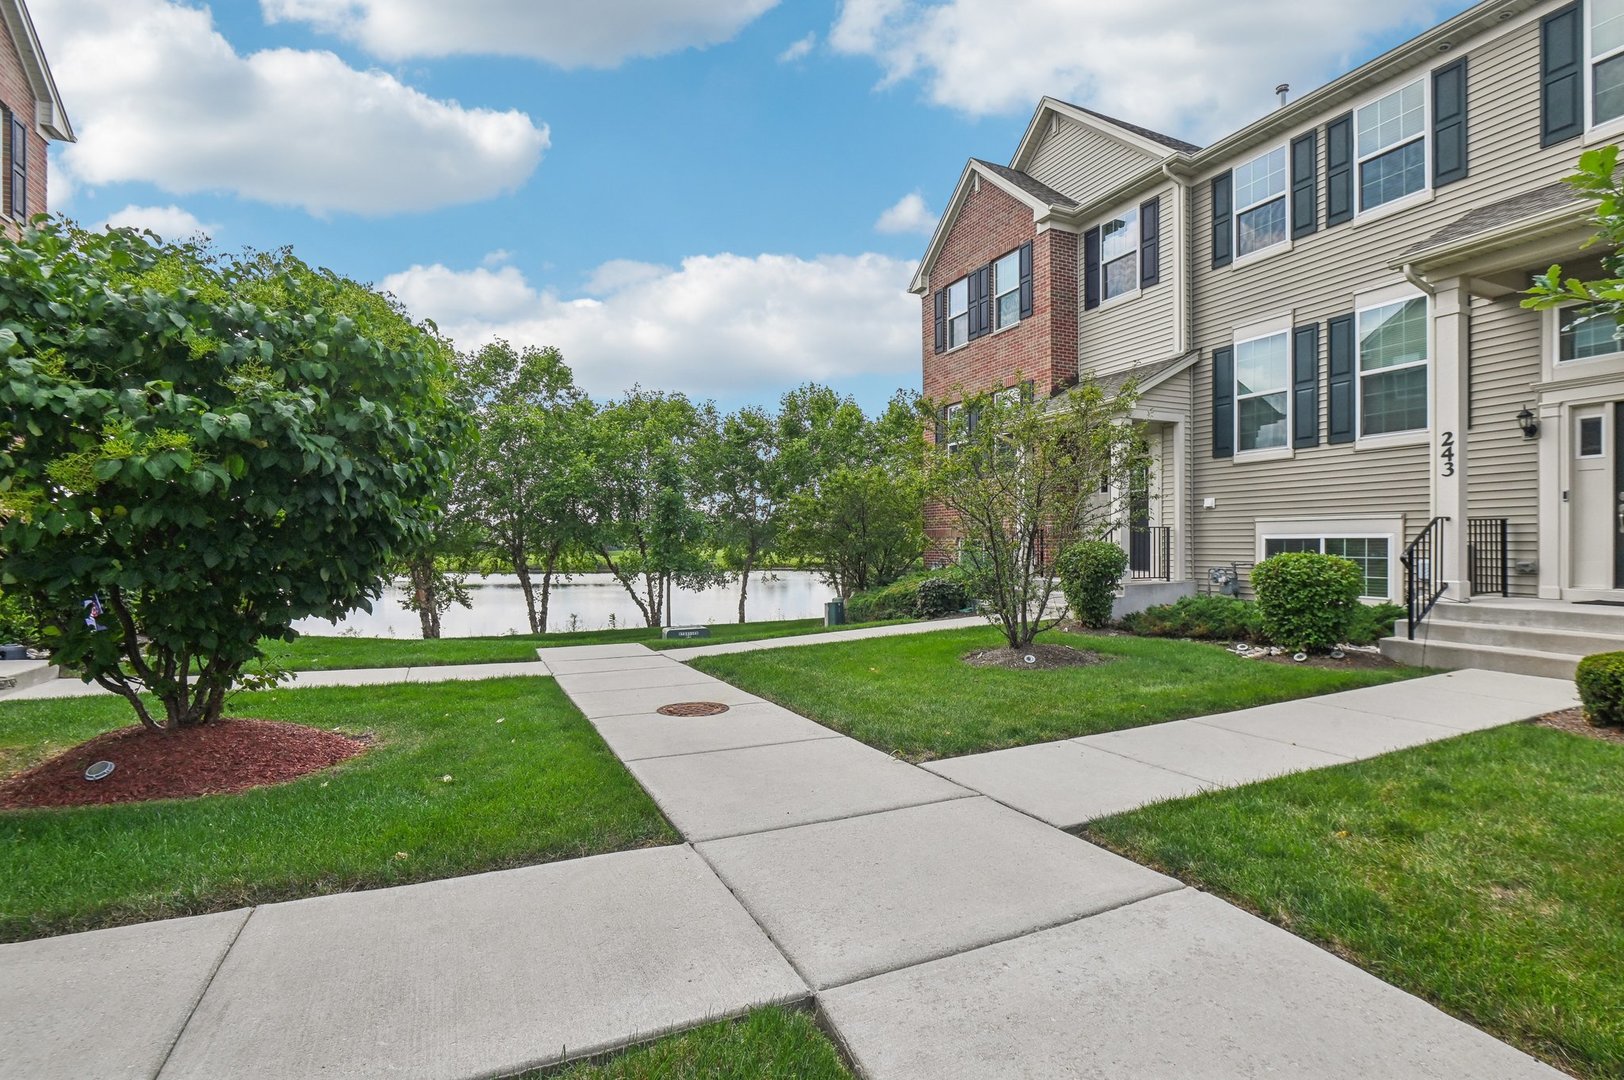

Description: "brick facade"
0 12 48 237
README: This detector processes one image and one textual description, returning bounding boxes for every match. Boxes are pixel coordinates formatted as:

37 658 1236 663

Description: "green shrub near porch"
1251 552 1363 652
1576 651 1624 726
845 568 968 623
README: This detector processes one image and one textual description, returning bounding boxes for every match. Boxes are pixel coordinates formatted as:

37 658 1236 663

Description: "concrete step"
1425 601 1624 635
0 659 59 697
1412 617 1624 658
1379 636 1582 680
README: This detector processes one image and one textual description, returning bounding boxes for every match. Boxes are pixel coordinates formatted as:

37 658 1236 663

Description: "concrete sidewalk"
1 648 1577 1079
0 660 554 701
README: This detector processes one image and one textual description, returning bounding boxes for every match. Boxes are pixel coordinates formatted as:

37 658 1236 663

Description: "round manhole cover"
656 702 731 717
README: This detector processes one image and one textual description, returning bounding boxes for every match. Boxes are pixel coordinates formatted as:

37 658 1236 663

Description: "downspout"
1161 160 1194 585
1161 162 1191 355
1401 262 1437 297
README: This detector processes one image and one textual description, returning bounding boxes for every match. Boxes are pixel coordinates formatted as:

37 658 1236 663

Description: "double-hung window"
1558 305 1623 361
1233 145 1287 258
1355 80 1426 211
1594 0 1624 126
1099 207 1139 302
1235 331 1290 453
944 402 965 454
993 250 1020 330
947 277 969 348
1264 535 1392 599
1357 296 1429 436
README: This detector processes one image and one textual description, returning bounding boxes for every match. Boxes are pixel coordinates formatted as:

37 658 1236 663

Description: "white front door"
1570 403 1620 591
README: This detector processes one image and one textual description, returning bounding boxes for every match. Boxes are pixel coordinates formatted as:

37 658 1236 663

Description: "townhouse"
0 0 70 235
912 0 1624 671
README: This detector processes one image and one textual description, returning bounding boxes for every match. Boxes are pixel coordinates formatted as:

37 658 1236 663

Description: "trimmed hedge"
1056 540 1129 629
1120 595 1263 642
1251 552 1362 652
845 570 968 623
1576 651 1624 726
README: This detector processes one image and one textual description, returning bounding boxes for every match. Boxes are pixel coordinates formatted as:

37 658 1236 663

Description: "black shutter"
935 406 947 446
967 269 985 340
1140 196 1161 287
1083 226 1102 311
1325 112 1354 225
1433 58 1469 186
1212 346 1235 459
1290 130 1318 239
1210 172 1233 268
1017 241 1034 319
1292 323 1321 450
1020 379 1035 403
1327 314 1356 444
1541 3 1583 147
977 265 993 338
933 289 947 354
7 111 24 219
966 404 980 435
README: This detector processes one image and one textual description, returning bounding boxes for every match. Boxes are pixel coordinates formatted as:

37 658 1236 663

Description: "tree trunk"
408 557 442 639
537 541 561 636
736 552 754 623
513 551 540 635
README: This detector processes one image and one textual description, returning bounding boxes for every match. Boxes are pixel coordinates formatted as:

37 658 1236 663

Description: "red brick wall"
0 14 48 238
919 176 1079 564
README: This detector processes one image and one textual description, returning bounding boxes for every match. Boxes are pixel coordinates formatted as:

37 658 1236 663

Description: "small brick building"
0 0 73 235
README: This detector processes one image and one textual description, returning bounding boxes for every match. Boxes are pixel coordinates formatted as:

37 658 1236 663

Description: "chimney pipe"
1275 83 1290 108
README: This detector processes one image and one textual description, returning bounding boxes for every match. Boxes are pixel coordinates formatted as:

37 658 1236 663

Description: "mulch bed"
963 644 1108 671
1535 706 1624 745
1231 647 1402 671
0 718 368 810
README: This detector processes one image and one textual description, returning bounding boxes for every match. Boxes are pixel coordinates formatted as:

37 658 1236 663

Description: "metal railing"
1124 525 1173 581
1467 517 1510 597
1401 516 1449 639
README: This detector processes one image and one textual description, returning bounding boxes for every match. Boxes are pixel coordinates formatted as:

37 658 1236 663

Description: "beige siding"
1465 297 1542 596
1028 118 1159 208
1080 181 1179 375
1185 11 1571 588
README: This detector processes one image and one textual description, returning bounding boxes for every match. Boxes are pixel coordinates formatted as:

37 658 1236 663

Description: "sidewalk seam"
621 732 845 763
150 907 254 1080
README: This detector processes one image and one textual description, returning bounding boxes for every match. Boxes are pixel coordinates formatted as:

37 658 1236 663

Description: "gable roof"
908 158 1078 294
0 0 72 142
1047 100 1201 154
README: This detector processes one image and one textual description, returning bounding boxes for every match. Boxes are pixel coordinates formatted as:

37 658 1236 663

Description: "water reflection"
294 570 837 639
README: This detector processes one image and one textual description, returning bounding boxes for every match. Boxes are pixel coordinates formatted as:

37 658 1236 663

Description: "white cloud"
264 0 779 68
33 0 549 216
830 0 1454 140
481 249 514 268
875 191 935 235
101 204 217 240
380 252 919 399
582 259 672 295
778 32 816 63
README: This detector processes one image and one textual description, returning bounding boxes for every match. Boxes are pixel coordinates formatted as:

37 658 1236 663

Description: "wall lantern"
1516 406 1540 440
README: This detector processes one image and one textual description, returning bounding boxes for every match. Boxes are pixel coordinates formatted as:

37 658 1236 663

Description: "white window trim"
1096 205 1140 307
1232 315 1294 461
1351 76 1431 219
944 402 965 454
1552 301 1624 365
1587 0 1624 137
1577 411 1609 458
1353 287 1431 447
992 250 1022 332
946 275 970 351
1232 143 1291 264
1255 515 1404 604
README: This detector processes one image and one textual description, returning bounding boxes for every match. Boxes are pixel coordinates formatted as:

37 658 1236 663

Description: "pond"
293 570 838 639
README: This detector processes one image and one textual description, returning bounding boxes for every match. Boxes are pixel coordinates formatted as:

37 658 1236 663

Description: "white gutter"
1162 162 1191 355
1401 263 1437 298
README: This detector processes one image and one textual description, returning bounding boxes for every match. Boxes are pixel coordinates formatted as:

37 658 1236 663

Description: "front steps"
1380 599 1624 679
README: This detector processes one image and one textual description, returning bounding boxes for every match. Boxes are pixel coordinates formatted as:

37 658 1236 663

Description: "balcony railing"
1467 517 1510 597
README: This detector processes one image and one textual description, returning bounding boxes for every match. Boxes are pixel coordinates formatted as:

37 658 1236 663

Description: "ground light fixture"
84 760 115 781
1516 406 1540 439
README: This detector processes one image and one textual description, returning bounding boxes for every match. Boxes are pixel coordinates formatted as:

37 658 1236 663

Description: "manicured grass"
526 1008 852 1079
690 627 1424 760
0 678 676 941
1087 725 1624 1079
262 617 906 671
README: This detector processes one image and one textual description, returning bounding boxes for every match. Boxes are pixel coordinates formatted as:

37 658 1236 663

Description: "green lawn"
527 1008 852 1079
690 627 1424 760
0 678 676 941
262 617 906 672
1087 725 1624 1079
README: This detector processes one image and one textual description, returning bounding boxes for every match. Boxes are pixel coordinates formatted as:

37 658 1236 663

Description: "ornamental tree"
0 222 468 731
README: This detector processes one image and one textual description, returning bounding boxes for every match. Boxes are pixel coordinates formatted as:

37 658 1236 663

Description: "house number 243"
1439 431 1456 478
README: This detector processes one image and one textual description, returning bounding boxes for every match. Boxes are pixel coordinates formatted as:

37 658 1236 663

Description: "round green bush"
1056 540 1129 628
913 575 967 618
1250 552 1362 652
1576 651 1624 726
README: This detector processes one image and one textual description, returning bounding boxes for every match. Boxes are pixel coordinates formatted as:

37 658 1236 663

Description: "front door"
1616 403 1624 588
1571 403 1618 591
1127 462 1152 575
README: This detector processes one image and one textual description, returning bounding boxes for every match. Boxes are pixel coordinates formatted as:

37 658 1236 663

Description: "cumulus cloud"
778 32 816 63
380 252 919 399
875 192 936 235
33 0 549 216
101 204 217 240
829 0 1454 141
263 0 779 68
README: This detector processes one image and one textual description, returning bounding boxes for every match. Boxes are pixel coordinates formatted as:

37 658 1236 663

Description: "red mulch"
1536 706 1624 745
0 718 368 810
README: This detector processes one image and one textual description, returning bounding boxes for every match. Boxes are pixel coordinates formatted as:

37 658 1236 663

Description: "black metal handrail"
1401 516 1449 639
1124 525 1173 581
1467 517 1510 597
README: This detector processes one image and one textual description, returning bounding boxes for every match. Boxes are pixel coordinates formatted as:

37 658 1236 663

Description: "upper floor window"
947 277 969 348
1357 295 1429 436
1234 145 1287 258
993 250 1020 330
1356 80 1426 211
1235 330 1290 453
1594 0 1624 125
1100 207 1139 302
944 402 965 454
1559 305 1622 361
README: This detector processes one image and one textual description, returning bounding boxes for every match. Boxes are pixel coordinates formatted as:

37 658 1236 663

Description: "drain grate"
656 701 730 717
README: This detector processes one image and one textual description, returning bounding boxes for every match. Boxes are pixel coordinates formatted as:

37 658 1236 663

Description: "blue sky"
34 0 1469 415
